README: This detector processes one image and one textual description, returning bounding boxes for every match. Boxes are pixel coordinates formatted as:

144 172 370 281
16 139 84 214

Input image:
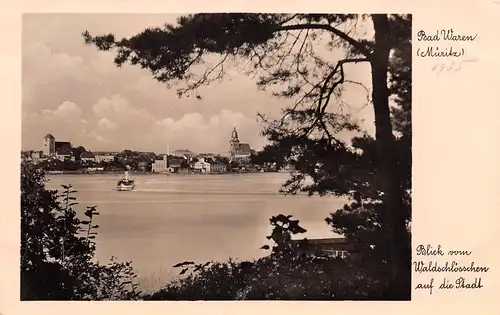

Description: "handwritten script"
413 244 490 295
416 29 479 73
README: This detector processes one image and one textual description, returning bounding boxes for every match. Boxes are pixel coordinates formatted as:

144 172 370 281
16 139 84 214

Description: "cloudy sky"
22 14 374 154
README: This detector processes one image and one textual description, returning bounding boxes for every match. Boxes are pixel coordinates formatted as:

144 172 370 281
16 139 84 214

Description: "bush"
146 215 388 300
20 162 141 300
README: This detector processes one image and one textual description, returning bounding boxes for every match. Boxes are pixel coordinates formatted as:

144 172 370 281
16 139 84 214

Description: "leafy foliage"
147 214 387 300
20 163 141 300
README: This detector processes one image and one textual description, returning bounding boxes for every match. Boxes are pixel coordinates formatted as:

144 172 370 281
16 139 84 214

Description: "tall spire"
231 126 239 140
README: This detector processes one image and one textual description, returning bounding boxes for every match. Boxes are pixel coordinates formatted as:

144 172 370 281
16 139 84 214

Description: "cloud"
87 94 264 153
22 14 375 153
150 109 264 154
42 101 82 120
23 42 85 82
22 101 89 149
98 118 119 130
92 95 157 131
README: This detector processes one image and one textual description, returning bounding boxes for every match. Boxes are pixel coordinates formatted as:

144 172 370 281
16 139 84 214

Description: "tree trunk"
370 14 411 300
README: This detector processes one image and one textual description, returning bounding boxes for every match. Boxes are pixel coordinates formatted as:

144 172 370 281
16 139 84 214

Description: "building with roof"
55 141 72 153
193 157 227 173
80 151 96 163
94 152 117 163
56 151 75 162
42 134 73 158
137 161 151 172
289 237 357 259
229 127 252 159
42 134 56 156
167 157 185 173
151 155 168 173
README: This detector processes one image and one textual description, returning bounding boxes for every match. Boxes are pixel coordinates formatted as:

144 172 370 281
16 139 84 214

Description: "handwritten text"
413 244 489 295
415 29 478 73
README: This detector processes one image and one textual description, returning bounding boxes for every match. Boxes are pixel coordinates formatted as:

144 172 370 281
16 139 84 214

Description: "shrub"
146 214 387 300
20 162 141 300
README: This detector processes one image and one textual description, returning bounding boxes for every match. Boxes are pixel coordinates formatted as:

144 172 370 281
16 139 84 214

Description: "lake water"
46 172 346 291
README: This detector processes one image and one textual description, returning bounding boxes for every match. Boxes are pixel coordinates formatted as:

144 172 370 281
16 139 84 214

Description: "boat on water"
116 169 135 191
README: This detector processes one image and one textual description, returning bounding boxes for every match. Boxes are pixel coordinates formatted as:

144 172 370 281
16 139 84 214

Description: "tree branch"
176 52 230 97
307 58 369 138
277 24 372 58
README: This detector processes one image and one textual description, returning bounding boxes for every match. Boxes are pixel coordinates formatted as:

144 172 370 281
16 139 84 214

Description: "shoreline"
46 170 288 176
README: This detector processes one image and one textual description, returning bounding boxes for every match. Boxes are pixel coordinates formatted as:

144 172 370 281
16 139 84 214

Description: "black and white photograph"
21 13 412 301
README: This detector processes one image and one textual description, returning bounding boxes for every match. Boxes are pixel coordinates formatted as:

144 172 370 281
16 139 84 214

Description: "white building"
56 151 74 162
193 157 227 173
80 151 96 163
94 152 116 163
43 134 56 156
151 155 168 173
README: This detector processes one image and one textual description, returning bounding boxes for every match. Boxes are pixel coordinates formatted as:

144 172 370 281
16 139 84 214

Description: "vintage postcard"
1 0 499 314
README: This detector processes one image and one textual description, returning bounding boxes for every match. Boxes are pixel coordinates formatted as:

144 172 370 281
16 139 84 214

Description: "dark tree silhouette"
83 13 412 299
250 144 288 169
21 163 142 300
72 146 87 161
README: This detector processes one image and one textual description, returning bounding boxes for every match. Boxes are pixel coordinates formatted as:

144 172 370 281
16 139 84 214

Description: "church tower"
43 134 55 156
229 127 240 155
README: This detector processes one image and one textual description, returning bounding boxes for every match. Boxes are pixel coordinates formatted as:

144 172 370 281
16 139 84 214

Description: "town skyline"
22 13 375 154
24 126 255 157
23 127 265 175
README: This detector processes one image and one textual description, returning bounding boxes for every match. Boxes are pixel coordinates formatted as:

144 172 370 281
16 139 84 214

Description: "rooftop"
56 149 72 155
290 237 356 251
169 159 183 167
55 141 72 151
232 143 251 155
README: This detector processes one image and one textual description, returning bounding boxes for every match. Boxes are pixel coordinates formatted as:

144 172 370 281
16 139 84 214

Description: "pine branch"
277 24 372 57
